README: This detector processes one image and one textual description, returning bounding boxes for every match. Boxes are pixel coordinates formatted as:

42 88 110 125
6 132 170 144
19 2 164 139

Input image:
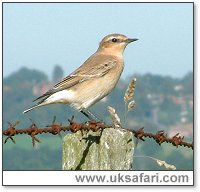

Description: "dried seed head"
156 159 176 170
128 100 136 112
107 106 122 129
124 78 137 104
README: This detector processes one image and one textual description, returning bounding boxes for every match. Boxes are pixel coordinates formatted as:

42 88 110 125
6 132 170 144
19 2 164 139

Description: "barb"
3 116 110 147
128 128 193 149
3 116 193 149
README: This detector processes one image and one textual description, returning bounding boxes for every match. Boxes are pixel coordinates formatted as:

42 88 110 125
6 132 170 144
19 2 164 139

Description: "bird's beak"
125 38 138 44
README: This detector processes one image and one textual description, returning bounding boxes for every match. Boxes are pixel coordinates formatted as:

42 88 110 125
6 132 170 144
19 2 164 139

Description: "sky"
3 2 193 79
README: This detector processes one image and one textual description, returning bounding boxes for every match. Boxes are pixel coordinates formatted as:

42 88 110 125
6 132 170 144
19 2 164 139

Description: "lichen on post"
62 127 134 170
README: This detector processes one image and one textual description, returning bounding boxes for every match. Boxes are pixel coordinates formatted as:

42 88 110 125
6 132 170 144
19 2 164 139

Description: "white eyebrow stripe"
107 36 115 41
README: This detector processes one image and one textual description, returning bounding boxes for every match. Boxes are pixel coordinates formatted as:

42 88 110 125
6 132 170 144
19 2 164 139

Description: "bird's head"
98 34 138 55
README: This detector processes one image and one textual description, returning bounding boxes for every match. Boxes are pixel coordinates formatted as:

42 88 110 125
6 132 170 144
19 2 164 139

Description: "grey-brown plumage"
23 34 138 119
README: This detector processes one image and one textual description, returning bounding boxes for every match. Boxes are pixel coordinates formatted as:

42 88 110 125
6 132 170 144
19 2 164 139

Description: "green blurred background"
3 66 193 170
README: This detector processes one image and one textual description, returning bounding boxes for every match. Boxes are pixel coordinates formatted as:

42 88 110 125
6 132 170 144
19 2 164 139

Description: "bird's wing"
54 60 116 88
33 54 117 102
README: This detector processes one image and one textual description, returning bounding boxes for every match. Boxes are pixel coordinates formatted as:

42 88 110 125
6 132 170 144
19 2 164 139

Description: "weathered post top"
62 127 134 170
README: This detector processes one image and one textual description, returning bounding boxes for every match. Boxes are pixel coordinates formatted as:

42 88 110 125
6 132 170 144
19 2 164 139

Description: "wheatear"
23 34 138 120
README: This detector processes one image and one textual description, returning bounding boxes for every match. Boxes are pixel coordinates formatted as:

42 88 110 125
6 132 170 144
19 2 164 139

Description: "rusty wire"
3 116 193 149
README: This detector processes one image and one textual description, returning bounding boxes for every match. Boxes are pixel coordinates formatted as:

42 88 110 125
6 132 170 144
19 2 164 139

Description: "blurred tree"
4 67 48 87
3 68 193 170
158 97 181 125
52 65 64 84
181 71 193 94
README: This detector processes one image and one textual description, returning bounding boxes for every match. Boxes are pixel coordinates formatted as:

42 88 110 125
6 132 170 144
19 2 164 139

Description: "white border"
1 0 197 190
3 171 194 186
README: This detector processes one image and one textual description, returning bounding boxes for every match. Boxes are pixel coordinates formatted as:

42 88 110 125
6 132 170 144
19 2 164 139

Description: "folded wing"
33 54 117 103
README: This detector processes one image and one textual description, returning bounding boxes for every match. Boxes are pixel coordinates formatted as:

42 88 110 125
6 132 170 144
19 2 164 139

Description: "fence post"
62 127 134 170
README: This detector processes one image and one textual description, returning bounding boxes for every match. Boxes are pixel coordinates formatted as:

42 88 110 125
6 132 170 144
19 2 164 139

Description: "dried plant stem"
107 106 122 129
134 155 176 170
124 78 137 127
128 100 136 112
124 78 137 104
124 102 128 127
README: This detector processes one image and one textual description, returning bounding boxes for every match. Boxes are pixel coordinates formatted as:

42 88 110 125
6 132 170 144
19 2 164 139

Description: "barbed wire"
3 116 193 149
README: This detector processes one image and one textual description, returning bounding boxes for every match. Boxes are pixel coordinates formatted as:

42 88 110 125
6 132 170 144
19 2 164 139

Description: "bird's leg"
81 109 105 142
80 110 93 121
80 109 101 122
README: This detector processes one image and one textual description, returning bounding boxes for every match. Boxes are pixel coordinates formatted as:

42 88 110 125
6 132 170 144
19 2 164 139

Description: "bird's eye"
111 38 118 43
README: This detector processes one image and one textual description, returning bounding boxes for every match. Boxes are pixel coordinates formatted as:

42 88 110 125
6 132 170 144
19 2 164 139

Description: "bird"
23 33 138 120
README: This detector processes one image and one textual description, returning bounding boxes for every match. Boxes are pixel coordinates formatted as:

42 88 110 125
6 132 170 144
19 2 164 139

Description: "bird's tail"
22 103 45 114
